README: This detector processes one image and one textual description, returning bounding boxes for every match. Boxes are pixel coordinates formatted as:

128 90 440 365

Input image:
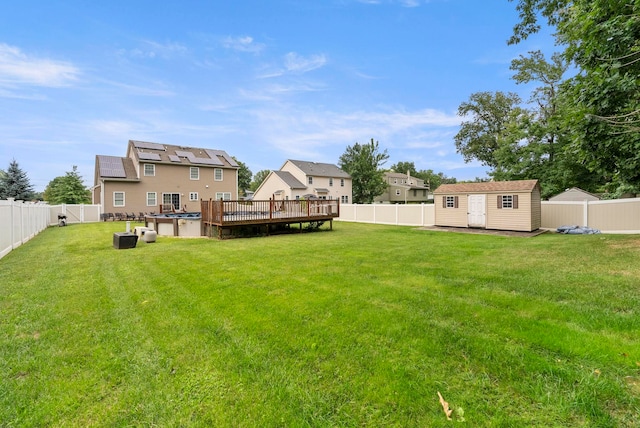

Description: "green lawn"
1 222 639 426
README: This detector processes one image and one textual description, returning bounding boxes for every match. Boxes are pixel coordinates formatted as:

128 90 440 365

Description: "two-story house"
374 172 432 204
253 159 352 203
93 140 239 214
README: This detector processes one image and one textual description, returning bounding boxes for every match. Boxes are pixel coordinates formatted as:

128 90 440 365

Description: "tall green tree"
43 166 90 204
389 161 418 177
454 91 527 170
338 138 389 204
250 169 271 192
510 0 640 190
0 159 34 200
232 157 252 196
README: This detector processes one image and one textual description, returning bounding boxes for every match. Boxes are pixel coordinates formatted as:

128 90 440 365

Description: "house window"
113 192 125 207
146 192 157 207
394 178 398 184
329 178 333 187
413 190 417 197
340 179 345 187
341 195 349 203
214 168 223 181
144 164 155 176
215 192 231 200
189 192 198 201
395 189 401 196
498 195 518 209
190 167 199 180
308 176 313 185
444 196 458 208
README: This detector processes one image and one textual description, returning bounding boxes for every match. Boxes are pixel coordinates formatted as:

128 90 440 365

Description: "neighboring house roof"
549 187 600 201
129 140 238 168
287 159 350 178
96 155 139 181
434 179 539 194
272 171 306 189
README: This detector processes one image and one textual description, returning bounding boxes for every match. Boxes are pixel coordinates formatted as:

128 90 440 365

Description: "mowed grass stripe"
0 222 638 426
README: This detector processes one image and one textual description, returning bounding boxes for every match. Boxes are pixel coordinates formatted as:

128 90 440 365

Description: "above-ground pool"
145 212 202 237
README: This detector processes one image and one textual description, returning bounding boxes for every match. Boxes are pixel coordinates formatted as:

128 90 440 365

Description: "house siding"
95 141 238 214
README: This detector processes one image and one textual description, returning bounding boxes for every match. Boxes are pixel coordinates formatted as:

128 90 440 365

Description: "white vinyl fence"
0 199 101 260
338 199 640 233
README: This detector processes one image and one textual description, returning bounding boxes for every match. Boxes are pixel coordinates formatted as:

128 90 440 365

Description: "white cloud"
284 52 327 73
221 35 265 53
119 40 188 60
0 43 80 88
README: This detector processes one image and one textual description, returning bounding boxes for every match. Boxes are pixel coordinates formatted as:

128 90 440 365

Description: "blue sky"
0 0 554 192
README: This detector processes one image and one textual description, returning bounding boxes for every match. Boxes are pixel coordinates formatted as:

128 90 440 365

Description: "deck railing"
201 199 340 226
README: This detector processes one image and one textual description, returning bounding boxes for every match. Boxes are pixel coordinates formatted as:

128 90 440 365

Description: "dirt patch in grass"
418 226 548 237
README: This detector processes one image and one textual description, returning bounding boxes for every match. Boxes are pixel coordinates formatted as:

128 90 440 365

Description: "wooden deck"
201 199 340 239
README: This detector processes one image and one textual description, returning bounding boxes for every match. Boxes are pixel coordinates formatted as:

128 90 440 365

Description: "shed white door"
467 194 486 227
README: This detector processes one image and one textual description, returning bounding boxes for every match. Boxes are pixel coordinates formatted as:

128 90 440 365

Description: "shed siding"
487 192 533 231
434 195 468 227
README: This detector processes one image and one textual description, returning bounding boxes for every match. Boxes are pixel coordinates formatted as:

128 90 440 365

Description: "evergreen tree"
0 159 34 200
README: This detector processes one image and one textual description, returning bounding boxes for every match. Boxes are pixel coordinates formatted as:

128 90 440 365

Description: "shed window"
443 196 458 208
498 195 519 209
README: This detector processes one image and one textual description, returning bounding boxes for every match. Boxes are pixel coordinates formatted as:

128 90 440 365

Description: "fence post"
584 200 589 227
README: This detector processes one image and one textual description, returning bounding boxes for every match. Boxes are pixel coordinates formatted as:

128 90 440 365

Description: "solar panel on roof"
132 141 165 150
168 155 181 162
175 150 224 165
137 152 161 161
98 156 127 178
205 150 235 166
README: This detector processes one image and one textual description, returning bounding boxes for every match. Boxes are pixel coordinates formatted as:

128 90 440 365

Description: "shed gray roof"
434 179 539 194
273 171 307 189
288 160 350 178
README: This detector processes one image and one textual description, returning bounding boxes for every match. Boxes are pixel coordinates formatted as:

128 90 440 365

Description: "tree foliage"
43 166 91 204
389 161 418 177
339 138 389 204
509 0 640 191
0 159 34 200
233 157 252 196
250 169 271 192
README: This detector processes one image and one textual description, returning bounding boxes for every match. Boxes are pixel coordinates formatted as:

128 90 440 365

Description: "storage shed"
433 180 541 232
548 187 600 202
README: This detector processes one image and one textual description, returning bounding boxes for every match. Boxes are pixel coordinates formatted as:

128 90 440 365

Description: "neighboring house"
93 140 239 214
374 172 432 204
549 187 600 202
253 159 352 203
433 179 541 232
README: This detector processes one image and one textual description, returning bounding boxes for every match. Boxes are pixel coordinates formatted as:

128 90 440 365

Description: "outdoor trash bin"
113 232 138 249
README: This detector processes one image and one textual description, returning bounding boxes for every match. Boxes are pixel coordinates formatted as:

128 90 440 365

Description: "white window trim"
189 192 199 201
340 179 345 187
502 195 514 209
190 167 199 180
144 164 155 176
215 192 231 201
308 176 313 185
146 192 157 207
446 196 455 208
113 191 125 207
214 168 223 181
